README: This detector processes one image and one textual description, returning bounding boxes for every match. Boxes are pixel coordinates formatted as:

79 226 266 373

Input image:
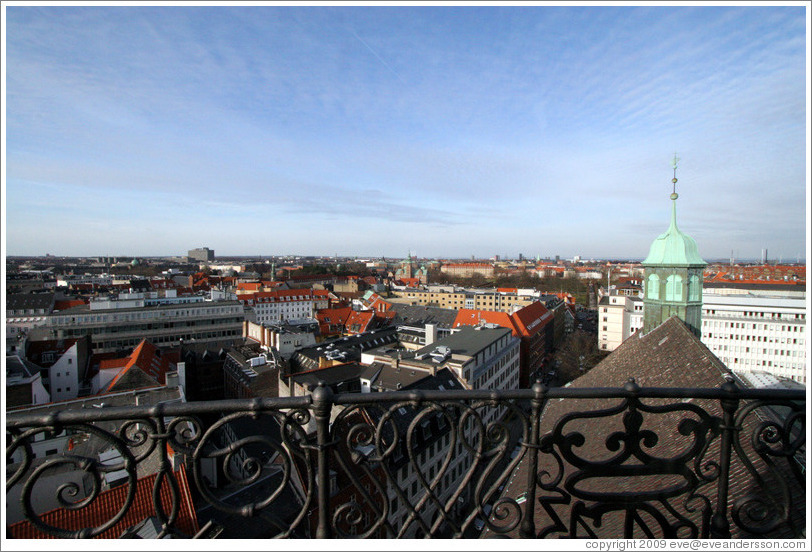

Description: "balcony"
5 379 805 539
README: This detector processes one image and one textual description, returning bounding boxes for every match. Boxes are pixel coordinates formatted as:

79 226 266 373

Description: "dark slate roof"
574 316 730 388
6 355 43 380
6 292 55 312
390 303 459 328
413 326 512 359
294 327 399 366
25 338 83 368
289 362 366 390
493 316 804 539
368 363 432 392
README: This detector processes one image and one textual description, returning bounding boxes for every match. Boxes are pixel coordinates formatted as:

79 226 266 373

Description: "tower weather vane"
671 153 680 198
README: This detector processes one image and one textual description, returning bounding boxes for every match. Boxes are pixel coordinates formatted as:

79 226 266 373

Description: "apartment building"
359 326 520 537
597 294 644 352
389 286 537 313
188 247 215 262
362 325 521 408
237 288 329 325
439 263 495 278
700 293 807 384
37 300 244 353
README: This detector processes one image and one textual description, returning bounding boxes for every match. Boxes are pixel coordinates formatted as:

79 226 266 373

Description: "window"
647 274 660 300
665 275 682 301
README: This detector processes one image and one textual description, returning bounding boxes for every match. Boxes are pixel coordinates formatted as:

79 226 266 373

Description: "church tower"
642 155 706 337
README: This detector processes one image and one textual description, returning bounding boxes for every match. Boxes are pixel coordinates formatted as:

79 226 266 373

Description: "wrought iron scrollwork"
5 385 805 539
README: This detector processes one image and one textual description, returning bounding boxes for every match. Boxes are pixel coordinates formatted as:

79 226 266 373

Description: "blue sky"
3 4 809 261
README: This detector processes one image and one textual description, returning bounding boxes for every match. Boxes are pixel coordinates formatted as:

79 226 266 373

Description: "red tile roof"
53 299 89 311
238 288 317 303
453 309 518 335
8 465 199 539
101 339 174 392
237 282 262 292
509 301 553 337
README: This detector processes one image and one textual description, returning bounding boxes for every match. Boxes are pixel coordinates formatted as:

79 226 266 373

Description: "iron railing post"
519 380 546 538
313 382 334 538
711 375 740 539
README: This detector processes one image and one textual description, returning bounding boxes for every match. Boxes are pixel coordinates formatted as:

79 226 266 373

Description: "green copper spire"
642 155 706 268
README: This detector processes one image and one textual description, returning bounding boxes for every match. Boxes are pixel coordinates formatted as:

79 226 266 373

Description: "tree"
553 329 608 385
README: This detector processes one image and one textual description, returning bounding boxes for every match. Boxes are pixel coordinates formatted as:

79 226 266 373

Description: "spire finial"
671 153 680 199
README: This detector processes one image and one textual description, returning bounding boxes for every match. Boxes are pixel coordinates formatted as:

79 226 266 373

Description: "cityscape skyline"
3 3 809 261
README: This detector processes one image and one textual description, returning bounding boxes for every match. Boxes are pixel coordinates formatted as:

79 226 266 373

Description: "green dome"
642 196 706 267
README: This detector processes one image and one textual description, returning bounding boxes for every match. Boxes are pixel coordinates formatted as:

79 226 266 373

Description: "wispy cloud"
4 5 807 258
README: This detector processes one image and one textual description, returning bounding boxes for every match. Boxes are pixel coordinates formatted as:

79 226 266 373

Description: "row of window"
95 328 241 351
706 341 805 357
702 320 804 332
704 310 805 320
53 306 242 325
705 333 804 346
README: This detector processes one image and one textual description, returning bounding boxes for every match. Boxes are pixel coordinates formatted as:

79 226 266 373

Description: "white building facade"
598 294 644 352
239 289 323 325
700 293 807 384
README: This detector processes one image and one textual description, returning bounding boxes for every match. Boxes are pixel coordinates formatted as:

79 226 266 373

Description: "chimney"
166 371 179 389
425 323 437 346
176 362 187 393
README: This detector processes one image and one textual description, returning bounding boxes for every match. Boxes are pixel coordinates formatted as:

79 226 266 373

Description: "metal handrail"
6 380 806 539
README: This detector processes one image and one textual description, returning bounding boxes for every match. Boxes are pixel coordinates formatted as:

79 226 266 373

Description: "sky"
2 2 809 261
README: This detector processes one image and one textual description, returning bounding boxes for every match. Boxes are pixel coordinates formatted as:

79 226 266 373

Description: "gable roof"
101 339 174 393
510 301 553 337
107 365 161 393
495 316 804 538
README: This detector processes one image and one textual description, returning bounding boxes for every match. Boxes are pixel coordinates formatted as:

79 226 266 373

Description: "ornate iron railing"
5 378 806 539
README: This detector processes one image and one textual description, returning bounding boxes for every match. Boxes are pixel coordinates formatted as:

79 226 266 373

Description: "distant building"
188 247 215 262
440 262 494 279
598 285 807 384
6 292 55 355
243 320 318 359
35 300 244 354
389 285 538 313
238 288 323 325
